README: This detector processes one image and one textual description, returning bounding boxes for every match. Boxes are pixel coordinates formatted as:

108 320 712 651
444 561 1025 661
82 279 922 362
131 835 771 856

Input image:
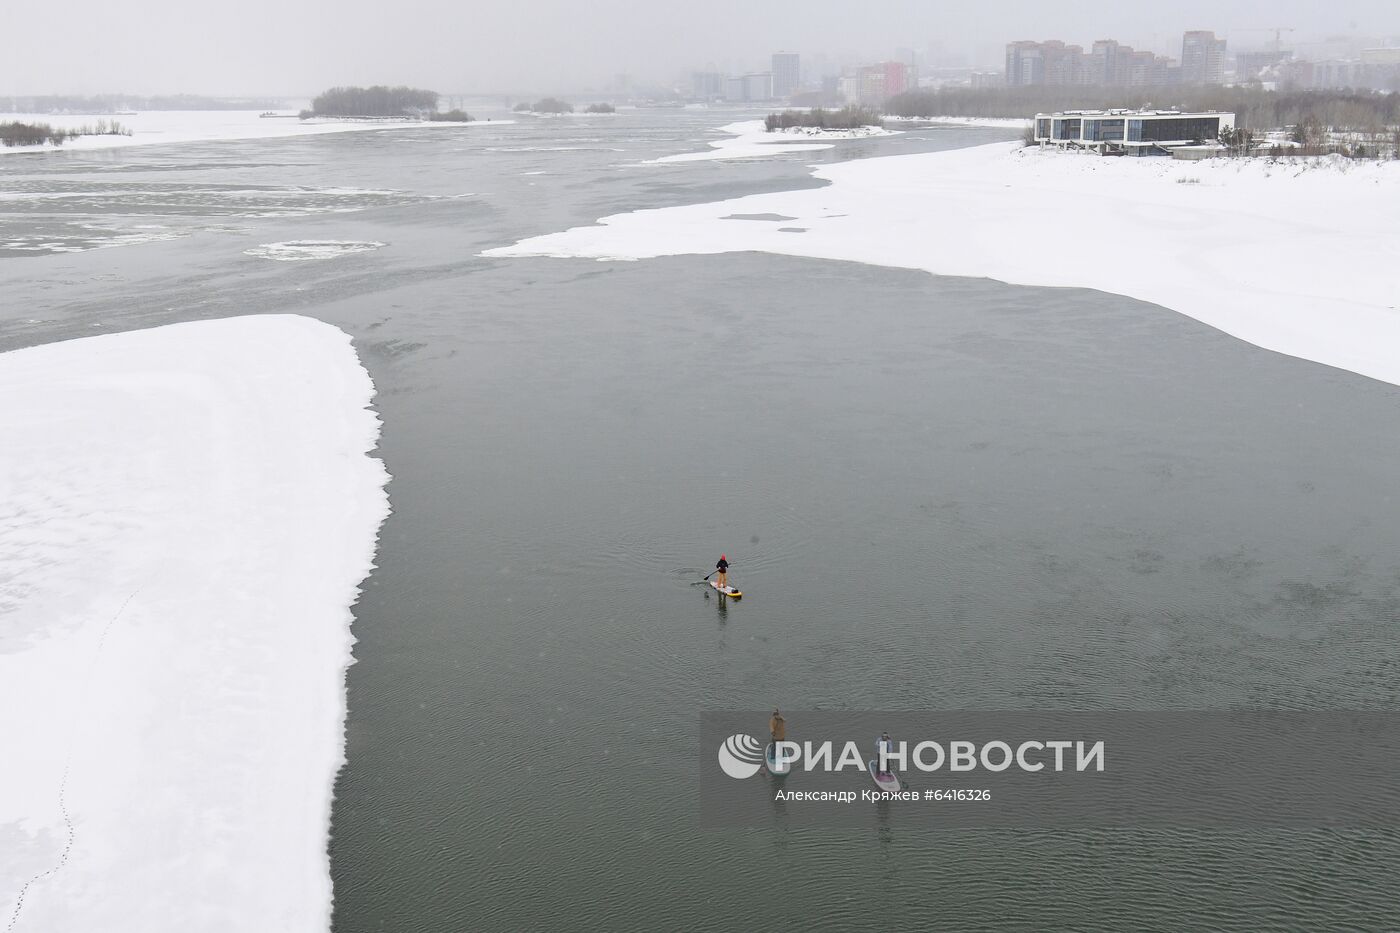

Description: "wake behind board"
868 759 901 793
709 580 743 598
766 742 791 775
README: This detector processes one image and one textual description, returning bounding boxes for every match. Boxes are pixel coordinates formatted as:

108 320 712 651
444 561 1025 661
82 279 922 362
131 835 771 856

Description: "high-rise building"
1236 50 1290 82
1007 38 1176 87
895 46 920 86
857 66 887 104
691 72 724 100
1043 41 1085 85
1089 40 1125 85
1310 58 1364 89
1124 49 1172 86
1181 30 1227 84
724 73 774 102
1005 40 1082 85
1360 47 1400 66
838 62 914 105
879 61 912 98
1006 41 1044 85
772 52 800 98
745 72 774 100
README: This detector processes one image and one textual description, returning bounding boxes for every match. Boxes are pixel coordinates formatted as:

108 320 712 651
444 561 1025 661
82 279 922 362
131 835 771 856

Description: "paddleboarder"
877 731 895 778
715 554 729 589
767 708 789 774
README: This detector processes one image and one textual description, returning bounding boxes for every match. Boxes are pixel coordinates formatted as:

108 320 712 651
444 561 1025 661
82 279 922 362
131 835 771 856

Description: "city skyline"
3 0 1400 96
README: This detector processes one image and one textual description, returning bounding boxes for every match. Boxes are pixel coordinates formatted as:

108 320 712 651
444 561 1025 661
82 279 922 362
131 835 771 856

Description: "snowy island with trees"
299 85 448 119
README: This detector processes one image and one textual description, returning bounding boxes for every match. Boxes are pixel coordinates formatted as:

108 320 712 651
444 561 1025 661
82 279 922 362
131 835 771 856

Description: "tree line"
765 106 884 131
1237 119 1399 158
1 120 131 147
514 98 574 114
306 86 439 118
885 86 1400 133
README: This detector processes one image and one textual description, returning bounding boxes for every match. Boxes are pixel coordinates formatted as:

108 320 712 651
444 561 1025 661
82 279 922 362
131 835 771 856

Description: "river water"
3 109 1399 932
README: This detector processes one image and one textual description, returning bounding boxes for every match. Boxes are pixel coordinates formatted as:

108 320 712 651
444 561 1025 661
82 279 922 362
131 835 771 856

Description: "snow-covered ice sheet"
648 119 896 163
0 315 390 932
245 240 387 261
0 110 513 155
486 141 1400 388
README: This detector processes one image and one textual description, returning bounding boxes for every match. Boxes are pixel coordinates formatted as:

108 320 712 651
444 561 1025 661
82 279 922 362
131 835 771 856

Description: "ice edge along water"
487 139 1400 390
645 119 897 164
0 315 390 932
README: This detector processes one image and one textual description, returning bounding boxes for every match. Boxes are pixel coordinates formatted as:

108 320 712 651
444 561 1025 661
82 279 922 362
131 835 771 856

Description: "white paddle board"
868 759 901 792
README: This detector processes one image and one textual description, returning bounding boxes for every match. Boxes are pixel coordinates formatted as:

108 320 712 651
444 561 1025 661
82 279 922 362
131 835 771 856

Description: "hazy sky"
3 0 1399 96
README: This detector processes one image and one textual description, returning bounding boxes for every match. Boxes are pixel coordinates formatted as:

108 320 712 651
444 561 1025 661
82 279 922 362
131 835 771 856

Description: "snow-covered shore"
0 316 389 931
648 119 896 163
487 141 1400 388
0 110 513 155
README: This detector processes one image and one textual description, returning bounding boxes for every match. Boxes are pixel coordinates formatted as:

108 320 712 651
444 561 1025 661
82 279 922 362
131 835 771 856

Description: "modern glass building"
1033 109 1235 155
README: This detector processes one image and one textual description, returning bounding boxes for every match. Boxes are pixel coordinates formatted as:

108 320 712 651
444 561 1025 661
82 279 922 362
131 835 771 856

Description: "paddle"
691 569 718 585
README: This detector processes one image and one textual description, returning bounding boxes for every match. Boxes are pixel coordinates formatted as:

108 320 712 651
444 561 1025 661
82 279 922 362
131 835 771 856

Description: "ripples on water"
337 246 1400 930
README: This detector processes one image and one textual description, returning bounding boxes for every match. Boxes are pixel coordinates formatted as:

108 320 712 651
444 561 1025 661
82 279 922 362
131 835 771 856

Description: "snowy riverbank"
0 316 389 931
0 110 513 154
487 141 1400 388
648 119 896 163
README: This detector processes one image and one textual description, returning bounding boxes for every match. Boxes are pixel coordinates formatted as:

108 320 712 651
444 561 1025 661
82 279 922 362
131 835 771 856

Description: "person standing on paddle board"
715 554 729 589
877 731 895 778
769 709 786 750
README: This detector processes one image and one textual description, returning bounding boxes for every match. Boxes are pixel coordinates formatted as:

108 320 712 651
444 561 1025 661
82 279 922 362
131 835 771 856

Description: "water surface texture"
3 110 1398 932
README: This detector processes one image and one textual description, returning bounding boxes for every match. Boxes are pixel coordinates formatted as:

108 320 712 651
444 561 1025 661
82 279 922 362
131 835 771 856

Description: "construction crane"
1230 27 1296 54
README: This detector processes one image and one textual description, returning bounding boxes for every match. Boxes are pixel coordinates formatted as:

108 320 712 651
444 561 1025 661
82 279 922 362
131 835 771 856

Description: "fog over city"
4 0 1399 95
